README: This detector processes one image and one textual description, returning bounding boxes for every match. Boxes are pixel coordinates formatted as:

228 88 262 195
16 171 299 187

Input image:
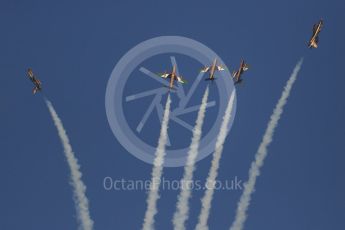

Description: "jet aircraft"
201 58 225 81
27 68 42 94
158 65 186 89
232 59 249 84
308 19 323 49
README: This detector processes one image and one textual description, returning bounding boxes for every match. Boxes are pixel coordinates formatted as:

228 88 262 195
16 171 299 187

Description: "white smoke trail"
142 95 171 230
229 58 304 230
196 90 236 230
173 87 209 230
45 99 94 230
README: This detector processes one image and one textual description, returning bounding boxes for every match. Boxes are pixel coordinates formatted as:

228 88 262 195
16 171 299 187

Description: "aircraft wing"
242 63 249 71
216 66 225 71
177 76 186 84
201 66 210 73
32 87 39 94
159 73 171 78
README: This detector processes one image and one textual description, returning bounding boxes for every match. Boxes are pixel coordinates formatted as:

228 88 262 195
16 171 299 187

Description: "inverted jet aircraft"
308 19 323 49
27 68 42 94
232 59 249 84
201 58 225 81
158 65 186 89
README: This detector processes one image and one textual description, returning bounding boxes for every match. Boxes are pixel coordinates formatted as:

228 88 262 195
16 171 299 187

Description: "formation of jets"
27 68 42 94
157 58 249 89
155 19 324 89
27 19 324 93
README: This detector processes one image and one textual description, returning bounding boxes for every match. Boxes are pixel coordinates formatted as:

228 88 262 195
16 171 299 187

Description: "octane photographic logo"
105 36 236 167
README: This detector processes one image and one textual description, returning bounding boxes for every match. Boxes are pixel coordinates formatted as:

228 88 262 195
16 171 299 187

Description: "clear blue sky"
1 0 344 229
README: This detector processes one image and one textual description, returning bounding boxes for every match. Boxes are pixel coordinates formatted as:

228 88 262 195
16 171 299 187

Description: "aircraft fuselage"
209 58 217 80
